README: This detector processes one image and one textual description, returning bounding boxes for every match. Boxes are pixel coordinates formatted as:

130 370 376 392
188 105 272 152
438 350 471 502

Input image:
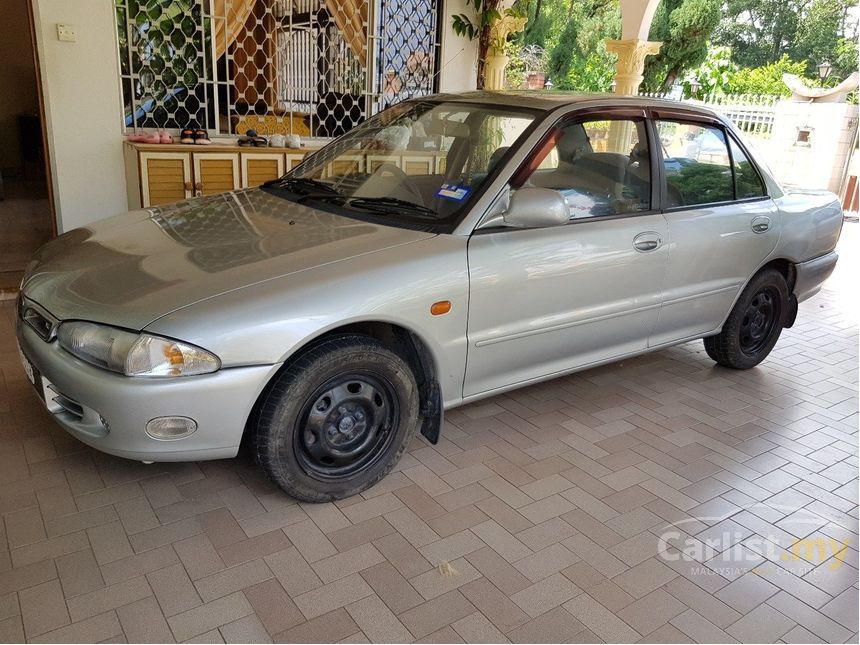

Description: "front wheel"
254 335 420 502
704 268 789 370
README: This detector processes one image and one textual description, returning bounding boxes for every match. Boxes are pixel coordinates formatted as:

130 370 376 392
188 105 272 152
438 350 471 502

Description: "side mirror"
502 187 570 228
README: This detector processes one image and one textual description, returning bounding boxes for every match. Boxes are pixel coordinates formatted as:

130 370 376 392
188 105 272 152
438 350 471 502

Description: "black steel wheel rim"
739 286 781 355
294 372 399 480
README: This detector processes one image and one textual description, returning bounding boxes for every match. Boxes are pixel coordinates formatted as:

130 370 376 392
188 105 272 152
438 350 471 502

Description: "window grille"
115 0 441 137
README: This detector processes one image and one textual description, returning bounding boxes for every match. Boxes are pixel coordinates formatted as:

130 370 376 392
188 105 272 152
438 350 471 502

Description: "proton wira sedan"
17 92 842 501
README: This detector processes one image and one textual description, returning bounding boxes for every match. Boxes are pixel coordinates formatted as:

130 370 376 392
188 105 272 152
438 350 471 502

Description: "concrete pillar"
484 53 510 90
605 39 662 96
483 11 526 90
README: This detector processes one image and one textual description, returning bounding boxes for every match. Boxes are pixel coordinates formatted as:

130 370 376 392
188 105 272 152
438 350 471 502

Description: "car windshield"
263 100 540 230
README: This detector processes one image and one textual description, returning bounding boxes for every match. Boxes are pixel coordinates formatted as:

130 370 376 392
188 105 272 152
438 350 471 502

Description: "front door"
464 114 669 397
649 117 780 346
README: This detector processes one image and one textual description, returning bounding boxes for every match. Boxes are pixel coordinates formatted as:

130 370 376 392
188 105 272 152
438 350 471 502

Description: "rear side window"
729 137 767 199
656 120 733 207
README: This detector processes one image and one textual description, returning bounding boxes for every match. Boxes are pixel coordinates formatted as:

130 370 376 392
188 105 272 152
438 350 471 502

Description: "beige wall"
30 0 128 233
0 0 39 174
761 101 859 193
438 0 479 93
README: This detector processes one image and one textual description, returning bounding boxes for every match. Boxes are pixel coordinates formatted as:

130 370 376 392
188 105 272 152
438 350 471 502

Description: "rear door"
649 112 780 347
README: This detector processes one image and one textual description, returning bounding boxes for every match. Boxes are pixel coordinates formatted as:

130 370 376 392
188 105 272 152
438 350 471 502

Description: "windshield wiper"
346 197 438 219
263 177 342 196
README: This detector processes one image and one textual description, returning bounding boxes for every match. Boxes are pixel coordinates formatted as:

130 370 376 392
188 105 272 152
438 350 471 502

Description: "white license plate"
19 347 35 386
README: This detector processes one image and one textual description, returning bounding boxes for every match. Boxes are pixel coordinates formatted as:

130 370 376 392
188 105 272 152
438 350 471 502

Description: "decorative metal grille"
116 0 440 137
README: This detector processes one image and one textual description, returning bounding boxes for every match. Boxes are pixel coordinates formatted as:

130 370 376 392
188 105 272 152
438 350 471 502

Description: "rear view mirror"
503 187 570 228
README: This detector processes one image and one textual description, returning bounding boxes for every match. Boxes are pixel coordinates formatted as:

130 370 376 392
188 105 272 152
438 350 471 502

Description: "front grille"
19 299 59 341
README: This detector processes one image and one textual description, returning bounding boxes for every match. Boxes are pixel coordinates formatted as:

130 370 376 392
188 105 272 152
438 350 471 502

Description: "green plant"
685 45 738 97
452 0 529 87
715 0 858 78
644 0 722 91
505 43 548 88
727 54 810 95
547 0 619 92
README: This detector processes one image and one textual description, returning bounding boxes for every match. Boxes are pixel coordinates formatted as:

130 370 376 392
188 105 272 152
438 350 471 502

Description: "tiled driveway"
1 224 857 645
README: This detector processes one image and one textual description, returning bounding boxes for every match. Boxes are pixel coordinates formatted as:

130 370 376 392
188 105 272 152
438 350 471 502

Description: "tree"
544 0 619 91
643 0 722 91
727 54 810 95
687 46 738 96
714 0 859 78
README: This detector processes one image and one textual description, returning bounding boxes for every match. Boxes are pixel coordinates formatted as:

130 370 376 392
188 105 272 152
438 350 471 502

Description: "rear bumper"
16 316 279 462
794 251 838 303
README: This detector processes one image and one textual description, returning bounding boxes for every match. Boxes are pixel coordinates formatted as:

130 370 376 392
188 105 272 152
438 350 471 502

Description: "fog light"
145 416 197 440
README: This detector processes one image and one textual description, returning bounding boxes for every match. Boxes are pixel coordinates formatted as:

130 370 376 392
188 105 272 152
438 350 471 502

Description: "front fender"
144 235 470 407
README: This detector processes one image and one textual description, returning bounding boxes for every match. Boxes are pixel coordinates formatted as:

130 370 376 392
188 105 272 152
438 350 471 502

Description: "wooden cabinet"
193 153 240 196
124 143 311 209
138 151 192 207
123 144 447 210
240 152 285 188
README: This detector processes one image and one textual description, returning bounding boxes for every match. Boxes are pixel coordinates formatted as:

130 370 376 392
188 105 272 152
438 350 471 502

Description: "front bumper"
794 250 838 303
16 312 280 462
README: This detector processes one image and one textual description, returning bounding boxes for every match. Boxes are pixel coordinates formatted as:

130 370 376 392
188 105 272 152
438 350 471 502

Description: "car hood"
23 189 436 330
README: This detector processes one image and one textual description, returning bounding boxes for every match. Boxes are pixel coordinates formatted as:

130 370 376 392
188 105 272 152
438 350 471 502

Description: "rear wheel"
704 268 789 369
254 335 420 502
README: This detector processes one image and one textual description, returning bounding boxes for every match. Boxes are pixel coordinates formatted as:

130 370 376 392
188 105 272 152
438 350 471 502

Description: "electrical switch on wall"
56 24 77 42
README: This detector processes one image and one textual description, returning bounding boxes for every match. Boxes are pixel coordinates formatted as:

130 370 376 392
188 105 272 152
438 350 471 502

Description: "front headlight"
57 322 220 377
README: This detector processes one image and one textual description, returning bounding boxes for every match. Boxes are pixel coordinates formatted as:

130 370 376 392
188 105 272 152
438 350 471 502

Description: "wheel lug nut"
338 407 347 414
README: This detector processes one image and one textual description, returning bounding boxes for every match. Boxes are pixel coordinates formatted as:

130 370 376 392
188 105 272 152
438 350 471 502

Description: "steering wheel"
372 162 425 205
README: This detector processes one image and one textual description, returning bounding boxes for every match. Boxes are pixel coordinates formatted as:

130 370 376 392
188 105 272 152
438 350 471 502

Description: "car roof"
427 90 724 121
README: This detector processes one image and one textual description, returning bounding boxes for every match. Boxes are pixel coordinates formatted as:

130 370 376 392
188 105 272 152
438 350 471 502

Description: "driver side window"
522 118 652 219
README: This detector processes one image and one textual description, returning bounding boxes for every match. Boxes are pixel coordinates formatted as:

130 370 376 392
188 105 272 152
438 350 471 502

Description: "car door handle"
633 232 662 252
751 216 771 233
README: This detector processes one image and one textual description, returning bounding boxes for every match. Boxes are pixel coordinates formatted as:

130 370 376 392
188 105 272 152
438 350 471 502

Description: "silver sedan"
16 92 843 501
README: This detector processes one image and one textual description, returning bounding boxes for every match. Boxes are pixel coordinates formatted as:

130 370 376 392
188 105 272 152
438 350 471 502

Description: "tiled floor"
1 225 857 644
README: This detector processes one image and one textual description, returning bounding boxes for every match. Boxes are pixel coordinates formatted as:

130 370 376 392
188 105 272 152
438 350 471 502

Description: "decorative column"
483 13 527 90
605 38 662 96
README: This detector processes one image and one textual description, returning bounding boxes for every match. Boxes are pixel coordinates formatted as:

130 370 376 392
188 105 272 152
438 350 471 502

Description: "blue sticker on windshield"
435 183 471 202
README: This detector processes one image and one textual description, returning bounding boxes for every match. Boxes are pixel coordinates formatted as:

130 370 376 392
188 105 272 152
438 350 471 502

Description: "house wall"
762 102 859 193
0 0 39 175
29 0 477 233
438 0 479 92
30 0 128 233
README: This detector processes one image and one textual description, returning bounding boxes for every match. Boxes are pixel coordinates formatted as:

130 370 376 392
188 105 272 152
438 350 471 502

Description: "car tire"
704 268 789 370
254 334 420 502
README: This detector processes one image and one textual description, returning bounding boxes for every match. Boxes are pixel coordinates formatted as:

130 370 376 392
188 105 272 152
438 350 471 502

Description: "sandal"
193 129 212 145
180 127 195 144
238 128 263 147
159 130 174 144
127 131 162 144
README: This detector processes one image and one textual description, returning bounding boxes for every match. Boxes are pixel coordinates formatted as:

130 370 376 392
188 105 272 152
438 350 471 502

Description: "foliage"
452 0 529 87
727 54 810 95
504 0 855 96
643 0 722 91
451 0 503 41
685 45 738 97
505 43 549 88
669 162 733 204
543 0 620 91
714 0 859 78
